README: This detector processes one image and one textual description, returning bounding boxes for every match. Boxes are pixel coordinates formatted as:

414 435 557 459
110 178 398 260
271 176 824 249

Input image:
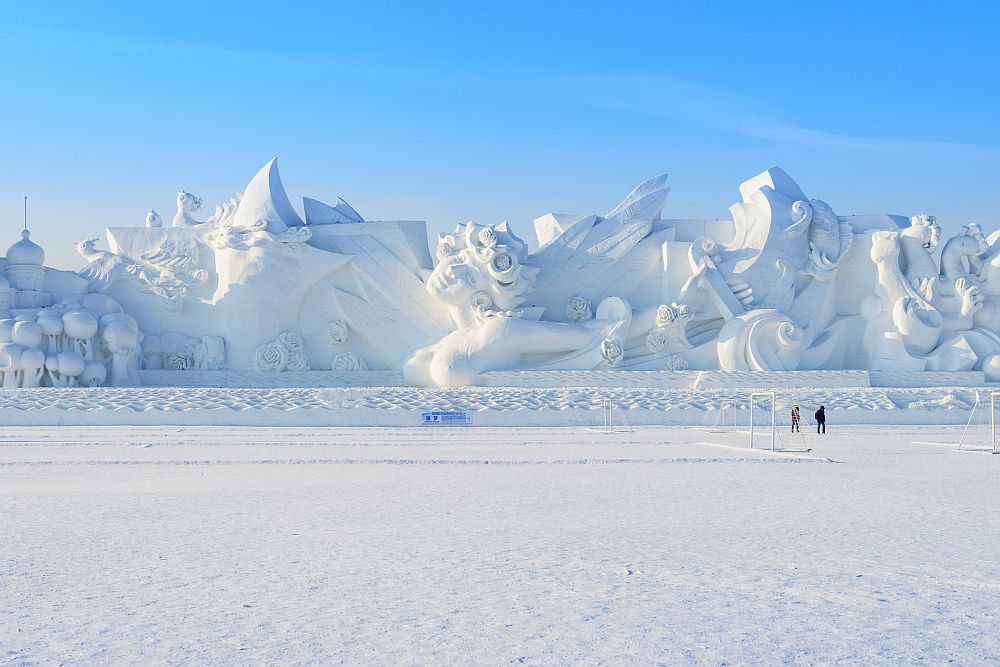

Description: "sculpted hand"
956 278 985 317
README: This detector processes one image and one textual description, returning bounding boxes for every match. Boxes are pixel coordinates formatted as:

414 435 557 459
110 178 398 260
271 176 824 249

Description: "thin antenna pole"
23 196 27 231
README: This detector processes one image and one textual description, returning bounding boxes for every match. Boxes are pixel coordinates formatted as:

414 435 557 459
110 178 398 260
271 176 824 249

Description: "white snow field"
0 385 990 427
2 425 999 664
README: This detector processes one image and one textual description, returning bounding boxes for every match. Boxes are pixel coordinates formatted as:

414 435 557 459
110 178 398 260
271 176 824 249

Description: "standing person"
791 404 801 432
815 405 826 434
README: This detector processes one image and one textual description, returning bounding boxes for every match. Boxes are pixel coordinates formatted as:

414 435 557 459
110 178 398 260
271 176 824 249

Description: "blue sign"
421 410 473 425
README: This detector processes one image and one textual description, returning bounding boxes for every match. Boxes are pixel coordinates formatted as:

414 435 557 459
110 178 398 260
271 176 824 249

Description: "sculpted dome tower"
6 229 52 308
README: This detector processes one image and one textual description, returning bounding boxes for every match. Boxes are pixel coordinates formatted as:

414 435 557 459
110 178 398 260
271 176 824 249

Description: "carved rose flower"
167 353 191 371
601 339 624 366
285 352 310 372
255 341 288 372
645 328 667 353
277 331 304 352
478 228 498 248
565 295 592 322
491 253 513 272
437 235 454 258
655 304 676 327
666 354 689 371
326 320 349 344
673 302 692 321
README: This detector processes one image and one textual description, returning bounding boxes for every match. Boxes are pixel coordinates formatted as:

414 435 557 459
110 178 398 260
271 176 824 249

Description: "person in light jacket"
791 404 801 433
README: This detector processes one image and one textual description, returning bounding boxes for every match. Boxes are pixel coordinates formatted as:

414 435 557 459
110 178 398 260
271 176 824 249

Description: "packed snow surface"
0 385 990 426
2 425 999 664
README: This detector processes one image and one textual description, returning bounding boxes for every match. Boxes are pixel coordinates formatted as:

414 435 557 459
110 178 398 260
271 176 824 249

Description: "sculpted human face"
427 250 485 306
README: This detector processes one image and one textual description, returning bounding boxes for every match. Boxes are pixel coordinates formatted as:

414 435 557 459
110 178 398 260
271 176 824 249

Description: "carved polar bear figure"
171 191 204 228
863 230 943 365
930 226 987 333
939 224 986 281
899 214 940 298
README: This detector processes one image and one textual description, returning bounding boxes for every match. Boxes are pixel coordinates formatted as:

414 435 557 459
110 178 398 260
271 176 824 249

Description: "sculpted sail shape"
3 158 1000 388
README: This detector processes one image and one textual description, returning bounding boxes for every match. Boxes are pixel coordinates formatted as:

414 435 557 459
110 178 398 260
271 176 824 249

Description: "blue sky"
1 1 998 268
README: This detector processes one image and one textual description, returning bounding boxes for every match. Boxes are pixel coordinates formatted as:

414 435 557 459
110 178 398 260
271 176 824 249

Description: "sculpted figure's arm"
486 316 617 354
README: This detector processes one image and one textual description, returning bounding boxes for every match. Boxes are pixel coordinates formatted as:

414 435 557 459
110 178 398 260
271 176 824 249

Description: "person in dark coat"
815 405 826 434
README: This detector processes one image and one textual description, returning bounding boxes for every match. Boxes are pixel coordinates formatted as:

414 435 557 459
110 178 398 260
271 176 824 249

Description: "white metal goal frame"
957 390 1000 453
749 391 776 451
697 398 739 432
992 393 999 453
602 398 634 434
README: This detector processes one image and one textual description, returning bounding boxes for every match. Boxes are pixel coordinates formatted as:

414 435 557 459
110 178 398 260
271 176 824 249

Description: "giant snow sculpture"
0 230 139 387
3 158 1000 388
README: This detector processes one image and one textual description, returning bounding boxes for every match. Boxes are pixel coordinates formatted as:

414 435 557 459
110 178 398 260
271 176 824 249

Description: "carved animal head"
942 230 986 262
428 221 538 315
74 237 100 254
870 230 902 264
961 224 987 252
902 214 941 252
145 210 163 228
176 191 203 214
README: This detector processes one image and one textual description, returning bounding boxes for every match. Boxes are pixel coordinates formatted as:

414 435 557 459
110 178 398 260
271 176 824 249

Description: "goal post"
749 391 776 451
698 398 738 432
956 390 1000 452
602 398 634 434
957 390 982 450
993 393 1000 454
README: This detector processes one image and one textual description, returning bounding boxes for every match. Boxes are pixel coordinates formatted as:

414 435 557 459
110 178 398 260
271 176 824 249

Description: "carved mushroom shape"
36 315 63 352
79 360 107 387
0 342 23 388
62 311 99 360
55 351 86 387
36 306 63 318
19 348 45 388
44 354 59 385
13 321 43 350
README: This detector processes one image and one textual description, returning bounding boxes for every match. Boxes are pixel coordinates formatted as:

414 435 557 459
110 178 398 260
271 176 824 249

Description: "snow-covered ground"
0 385 991 426
2 425 999 664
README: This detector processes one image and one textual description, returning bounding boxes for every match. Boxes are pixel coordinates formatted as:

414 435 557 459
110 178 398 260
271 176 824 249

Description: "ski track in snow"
1 425 999 664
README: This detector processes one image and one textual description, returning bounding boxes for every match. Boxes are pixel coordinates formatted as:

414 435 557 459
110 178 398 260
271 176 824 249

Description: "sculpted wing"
526 175 670 319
